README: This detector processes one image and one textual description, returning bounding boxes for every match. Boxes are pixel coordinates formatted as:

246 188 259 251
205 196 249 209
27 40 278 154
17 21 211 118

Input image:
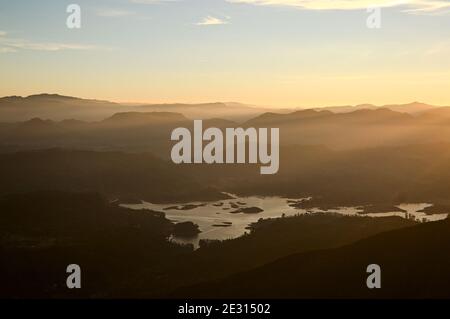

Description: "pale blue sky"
1 0 450 107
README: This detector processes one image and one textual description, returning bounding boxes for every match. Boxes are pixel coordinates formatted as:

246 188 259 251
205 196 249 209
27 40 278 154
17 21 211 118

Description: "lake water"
122 195 449 249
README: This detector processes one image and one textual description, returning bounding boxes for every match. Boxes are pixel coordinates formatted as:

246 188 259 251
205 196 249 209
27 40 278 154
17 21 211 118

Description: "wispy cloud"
196 16 229 26
0 33 107 53
130 0 180 3
402 0 450 14
0 47 16 53
226 0 450 14
425 41 450 55
96 9 136 17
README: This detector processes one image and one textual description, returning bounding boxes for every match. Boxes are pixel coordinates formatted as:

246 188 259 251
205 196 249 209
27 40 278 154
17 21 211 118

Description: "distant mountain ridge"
3 97 450 153
0 93 124 122
1 93 447 122
243 107 450 150
244 107 438 127
138 102 284 122
0 94 282 122
102 112 189 126
313 102 438 114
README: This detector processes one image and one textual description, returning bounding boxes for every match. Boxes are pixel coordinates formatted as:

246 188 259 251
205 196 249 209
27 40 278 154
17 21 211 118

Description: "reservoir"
122 195 448 249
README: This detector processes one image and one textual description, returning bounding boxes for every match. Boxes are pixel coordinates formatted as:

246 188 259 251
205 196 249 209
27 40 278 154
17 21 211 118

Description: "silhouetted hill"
384 102 438 114
335 108 413 123
247 108 413 127
1 94 446 124
0 93 280 122
151 214 414 298
246 109 334 126
314 102 438 114
18 118 59 131
175 216 450 298
0 93 126 122
0 110 240 154
138 102 281 122
0 191 190 298
418 107 450 123
5 106 450 153
0 149 227 203
101 111 188 127
0 192 416 298
2 95 450 152
4 143 450 207
187 143 450 206
243 108 450 149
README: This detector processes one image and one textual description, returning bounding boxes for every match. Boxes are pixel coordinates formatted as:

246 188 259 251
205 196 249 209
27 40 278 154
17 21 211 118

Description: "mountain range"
4 97 450 153
1 93 449 123
0 94 283 122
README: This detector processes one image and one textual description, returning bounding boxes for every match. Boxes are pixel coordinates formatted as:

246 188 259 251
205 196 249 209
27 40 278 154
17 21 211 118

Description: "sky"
0 0 450 108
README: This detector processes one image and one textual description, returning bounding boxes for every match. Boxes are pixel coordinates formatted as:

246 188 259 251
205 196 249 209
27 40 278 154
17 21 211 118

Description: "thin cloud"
0 47 16 53
226 0 450 13
0 35 107 53
96 9 136 17
130 0 180 3
196 16 229 26
425 41 450 55
403 0 450 14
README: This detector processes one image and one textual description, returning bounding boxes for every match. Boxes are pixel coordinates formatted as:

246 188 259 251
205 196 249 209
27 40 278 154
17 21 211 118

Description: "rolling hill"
173 216 450 299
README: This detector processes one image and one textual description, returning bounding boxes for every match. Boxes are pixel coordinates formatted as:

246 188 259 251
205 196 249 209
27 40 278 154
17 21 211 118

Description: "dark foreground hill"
0 191 414 298
4 144 450 206
0 148 227 203
145 214 414 298
187 143 450 206
0 191 190 298
174 216 450 299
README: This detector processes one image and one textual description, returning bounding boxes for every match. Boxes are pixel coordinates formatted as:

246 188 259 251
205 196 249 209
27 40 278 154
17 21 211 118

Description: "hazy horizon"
2 92 449 111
